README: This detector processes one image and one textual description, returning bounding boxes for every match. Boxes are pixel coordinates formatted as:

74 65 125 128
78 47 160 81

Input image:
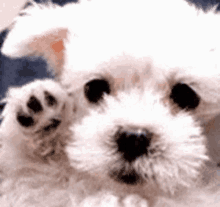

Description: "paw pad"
27 96 43 113
44 91 57 107
17 111 35 127
43 119 61 132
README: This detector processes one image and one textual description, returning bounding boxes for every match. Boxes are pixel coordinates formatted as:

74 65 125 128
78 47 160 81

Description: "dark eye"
170 83 200 110
84 79 111 103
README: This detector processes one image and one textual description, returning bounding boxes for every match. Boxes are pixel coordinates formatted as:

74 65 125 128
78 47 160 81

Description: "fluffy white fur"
1 0 220 206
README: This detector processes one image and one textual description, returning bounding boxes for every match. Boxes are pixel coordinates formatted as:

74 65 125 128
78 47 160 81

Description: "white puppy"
1 0 220 206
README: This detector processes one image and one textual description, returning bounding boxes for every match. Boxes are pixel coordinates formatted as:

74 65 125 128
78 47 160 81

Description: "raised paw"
4 79 72 157
17 90 60 130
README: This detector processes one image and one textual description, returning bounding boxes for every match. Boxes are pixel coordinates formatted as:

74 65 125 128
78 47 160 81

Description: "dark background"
0 0 219 109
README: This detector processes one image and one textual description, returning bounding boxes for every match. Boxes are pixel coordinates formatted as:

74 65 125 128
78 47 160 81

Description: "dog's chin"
109 167 142 186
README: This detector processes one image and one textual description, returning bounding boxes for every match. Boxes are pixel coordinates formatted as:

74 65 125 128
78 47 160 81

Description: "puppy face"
2 0 220 195
64 55 208 195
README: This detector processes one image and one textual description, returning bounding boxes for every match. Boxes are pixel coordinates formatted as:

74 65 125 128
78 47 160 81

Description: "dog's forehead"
62 37 220 90
60 0 220 88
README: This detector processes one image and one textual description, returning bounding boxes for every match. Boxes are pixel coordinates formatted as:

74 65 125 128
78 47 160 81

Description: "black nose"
115 127 152 162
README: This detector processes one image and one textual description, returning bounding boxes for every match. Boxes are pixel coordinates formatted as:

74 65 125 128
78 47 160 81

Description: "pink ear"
28 29 68 76
1 2 70 77
2 24 68 77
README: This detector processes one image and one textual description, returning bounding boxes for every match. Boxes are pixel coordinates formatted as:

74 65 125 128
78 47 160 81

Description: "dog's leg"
0 79 73 162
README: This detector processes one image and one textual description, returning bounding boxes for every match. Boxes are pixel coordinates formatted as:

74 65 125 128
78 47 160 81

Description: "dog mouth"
109 167 142 185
